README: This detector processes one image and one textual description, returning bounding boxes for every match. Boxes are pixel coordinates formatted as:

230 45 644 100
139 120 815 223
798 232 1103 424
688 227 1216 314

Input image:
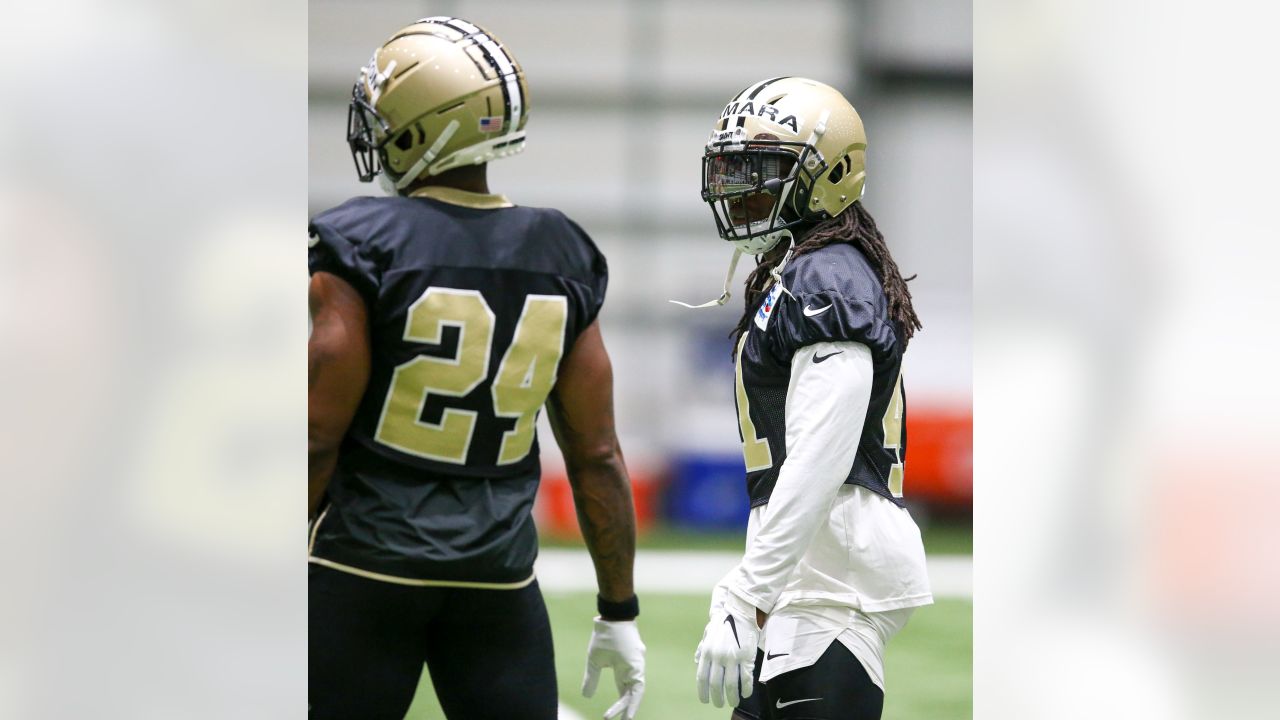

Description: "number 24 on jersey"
374 287 568 466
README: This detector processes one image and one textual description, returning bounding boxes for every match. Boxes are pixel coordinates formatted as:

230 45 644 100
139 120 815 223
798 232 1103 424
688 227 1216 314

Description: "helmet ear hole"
394 129 414 151
827 155 849 183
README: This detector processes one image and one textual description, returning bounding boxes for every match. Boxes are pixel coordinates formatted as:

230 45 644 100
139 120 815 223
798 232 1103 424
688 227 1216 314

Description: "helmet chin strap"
669 248 743 309
669 230 796 310
395 119 461 191
767 234 798 301
376 171 397 196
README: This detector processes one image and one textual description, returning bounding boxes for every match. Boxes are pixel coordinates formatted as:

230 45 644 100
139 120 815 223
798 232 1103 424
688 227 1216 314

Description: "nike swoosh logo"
765 651 789 660
813 351 843 363
802 304 832 317
724 615 740 648
776 697 822 709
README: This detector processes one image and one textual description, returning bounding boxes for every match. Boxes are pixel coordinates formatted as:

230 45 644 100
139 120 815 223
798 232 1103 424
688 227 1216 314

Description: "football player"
687 78 933 719
307 18 645 720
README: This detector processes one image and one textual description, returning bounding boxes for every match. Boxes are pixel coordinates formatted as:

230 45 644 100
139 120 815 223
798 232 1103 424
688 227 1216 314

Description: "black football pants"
309 565 557 720
732 643 885 720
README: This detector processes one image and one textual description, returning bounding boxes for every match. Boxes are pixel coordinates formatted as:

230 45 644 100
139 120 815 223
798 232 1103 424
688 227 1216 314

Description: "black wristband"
597 594 640 621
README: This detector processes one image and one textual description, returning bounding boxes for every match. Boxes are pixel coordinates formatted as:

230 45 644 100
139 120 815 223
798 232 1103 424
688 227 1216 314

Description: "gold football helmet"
702 77 867 255
347 17 530 194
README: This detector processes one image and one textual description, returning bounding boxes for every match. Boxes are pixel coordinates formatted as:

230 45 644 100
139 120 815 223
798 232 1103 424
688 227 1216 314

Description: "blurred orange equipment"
903 407 972 508
535 466 658 539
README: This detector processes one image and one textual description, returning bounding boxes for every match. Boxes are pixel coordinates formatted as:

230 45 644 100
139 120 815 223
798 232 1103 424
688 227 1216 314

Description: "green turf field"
405 591 971 719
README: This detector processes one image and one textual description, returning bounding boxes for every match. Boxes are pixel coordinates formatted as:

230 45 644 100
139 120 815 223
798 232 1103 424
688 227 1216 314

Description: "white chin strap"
768 237 798 301
669 232 797 310
379 127 528 197
376 172 399 197
669 248 744 309
394 119 461 191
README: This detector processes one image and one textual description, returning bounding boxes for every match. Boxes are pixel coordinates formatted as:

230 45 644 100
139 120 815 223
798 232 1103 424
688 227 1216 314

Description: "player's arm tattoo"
548 321 637 603
308 272 371 520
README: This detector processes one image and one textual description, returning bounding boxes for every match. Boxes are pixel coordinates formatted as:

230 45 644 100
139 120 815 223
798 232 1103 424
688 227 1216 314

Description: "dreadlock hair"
732 200 922 350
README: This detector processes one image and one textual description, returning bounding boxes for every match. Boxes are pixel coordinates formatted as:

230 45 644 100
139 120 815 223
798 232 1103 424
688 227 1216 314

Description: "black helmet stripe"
732 76 784 103
431 17 523 134
735 76 789 128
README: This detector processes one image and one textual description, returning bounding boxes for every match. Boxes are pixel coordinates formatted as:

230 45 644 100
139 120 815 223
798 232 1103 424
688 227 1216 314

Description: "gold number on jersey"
375 288 494 463
375 287 567 465
882 372 905 497
492 295 568 464
734 332 774 472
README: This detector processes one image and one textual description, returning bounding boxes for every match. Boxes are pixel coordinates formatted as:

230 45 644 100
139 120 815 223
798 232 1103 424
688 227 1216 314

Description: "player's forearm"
308 369 360 519
308 367 349 519
308 435 338 519
567 450 637 603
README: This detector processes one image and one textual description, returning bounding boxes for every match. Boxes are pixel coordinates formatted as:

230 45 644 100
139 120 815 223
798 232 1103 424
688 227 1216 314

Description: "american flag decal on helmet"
478 116 504 133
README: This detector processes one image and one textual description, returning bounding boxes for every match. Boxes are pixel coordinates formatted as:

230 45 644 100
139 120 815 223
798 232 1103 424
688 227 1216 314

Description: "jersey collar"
408 186 514 209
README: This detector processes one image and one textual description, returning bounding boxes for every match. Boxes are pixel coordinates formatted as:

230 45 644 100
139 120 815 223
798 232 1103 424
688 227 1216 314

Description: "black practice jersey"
308 191 607 583
734 242 907 509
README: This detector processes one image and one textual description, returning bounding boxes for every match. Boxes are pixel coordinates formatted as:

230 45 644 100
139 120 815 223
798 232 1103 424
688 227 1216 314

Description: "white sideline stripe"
535 549 972 599
558 703 586 720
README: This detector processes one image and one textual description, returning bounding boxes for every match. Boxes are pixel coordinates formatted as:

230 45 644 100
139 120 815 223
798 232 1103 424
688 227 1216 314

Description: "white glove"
694 589 759 708
582 618 646 720
691 582 728 668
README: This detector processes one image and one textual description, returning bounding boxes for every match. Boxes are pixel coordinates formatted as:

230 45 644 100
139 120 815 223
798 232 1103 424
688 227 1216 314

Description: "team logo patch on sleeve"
754 283 783 331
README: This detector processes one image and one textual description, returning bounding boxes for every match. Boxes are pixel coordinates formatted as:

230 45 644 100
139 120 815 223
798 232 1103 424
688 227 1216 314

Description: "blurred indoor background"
309 0 973 540
8 0 1280 717
310 2 971 718
8 0 1276 718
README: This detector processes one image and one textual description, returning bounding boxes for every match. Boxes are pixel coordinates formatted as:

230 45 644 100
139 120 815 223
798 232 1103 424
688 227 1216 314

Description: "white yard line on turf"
535 549 973 599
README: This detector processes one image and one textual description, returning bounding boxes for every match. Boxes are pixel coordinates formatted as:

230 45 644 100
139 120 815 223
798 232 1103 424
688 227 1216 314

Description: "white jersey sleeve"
725 340 873 614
